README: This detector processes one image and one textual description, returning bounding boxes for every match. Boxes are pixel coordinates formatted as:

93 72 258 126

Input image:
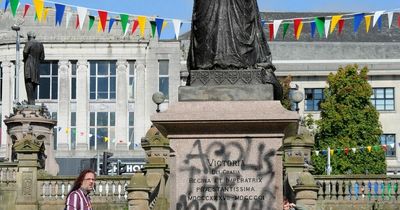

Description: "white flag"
373 10 385 27
172 19 182 40
324 20 331 38
351 148 356 153
273 20 283 39
315 151 320 156
65 12 72 29
77 7 88 30
124 23 130 36
387 12 394 29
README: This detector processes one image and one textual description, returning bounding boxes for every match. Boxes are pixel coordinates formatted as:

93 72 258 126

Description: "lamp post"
152 92 166 113
11 24 21 103
290 85 304 113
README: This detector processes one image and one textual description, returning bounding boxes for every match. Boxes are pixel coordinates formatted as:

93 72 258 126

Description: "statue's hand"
255 62 276 72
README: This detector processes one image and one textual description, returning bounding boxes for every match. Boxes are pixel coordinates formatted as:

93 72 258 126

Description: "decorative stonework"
189 69 263 86
77 60 89 72
58 60 70 74
22 172 33 196
117 60 129 72
141 126 170 158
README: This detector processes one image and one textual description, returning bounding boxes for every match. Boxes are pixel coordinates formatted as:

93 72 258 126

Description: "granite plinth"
151 101 299 210
179 84 273 101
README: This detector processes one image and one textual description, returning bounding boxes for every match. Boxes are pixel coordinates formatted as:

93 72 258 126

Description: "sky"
13 0 400 39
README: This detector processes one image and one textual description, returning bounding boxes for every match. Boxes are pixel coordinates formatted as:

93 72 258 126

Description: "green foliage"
280 75 292 110
312 65 386 175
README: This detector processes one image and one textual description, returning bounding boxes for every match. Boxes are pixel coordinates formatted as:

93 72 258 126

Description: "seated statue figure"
187 0 282 99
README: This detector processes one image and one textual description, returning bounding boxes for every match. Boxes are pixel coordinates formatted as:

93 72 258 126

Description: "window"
128 61 135 100
71 61 77 100
89 61 116 100
371 88 394 111
305 88 324 111
37 61 58 100
128 112 134 150
380 134 396 157
71 112 76 150
89 112 115 150
158 60 169 99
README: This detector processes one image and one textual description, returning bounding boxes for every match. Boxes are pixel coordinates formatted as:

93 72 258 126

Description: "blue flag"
353 13 365 33
55 3 66 26
4 0 9 12
155 18 164 38
310 21 316 38
108 18 115 33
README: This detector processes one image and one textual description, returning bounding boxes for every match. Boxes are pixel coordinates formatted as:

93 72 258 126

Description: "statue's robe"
188 0 272 70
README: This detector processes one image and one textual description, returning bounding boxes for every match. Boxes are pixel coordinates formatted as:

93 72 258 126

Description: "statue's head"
27 31 36 40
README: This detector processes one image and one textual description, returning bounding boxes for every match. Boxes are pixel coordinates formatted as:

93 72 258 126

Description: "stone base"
151 101 299 210
179 84 274 101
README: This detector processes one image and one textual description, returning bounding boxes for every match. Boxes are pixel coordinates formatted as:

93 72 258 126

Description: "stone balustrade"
0 163 17 184
315 175 400 201
37 175 131 201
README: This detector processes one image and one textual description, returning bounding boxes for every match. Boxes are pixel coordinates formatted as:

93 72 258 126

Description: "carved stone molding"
189 69 263 86
58 60 70 74
116 60 129 73
1 60 14 69
136 63 146 72
77 60 88 72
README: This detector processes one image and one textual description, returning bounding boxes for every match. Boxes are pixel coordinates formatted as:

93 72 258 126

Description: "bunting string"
313 144 396 157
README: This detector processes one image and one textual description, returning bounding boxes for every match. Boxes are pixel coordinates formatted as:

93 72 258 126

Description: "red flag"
338 19 345 35
268 23 274 41
294 19 302 38
382 145 387 151
344 148 349 155
75 14 80 29
398 16 400 28
98 10 108 32
23 4 30 18
131 20 139 34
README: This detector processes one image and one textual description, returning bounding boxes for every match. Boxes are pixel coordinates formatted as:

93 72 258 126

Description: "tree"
280 75 293 110
312 65 386 175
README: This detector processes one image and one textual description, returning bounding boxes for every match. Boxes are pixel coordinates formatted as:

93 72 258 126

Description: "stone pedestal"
126 173 151 210
152 101 298 210
4 104 58 175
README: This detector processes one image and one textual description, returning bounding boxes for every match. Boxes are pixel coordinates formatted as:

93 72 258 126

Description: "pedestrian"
65 169 96 210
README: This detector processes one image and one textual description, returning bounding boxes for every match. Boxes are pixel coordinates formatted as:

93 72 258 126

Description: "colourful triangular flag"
120 14 129 34
65 12 72 28
354 13 365 32
89 133 93 138
131 19 139 34
150 20 156 37
387 12 394 29
367 146 372 152
315 151 320 156
294 19 303 40
282 22 289 39
98 10 107 32
88 15 95 30
338 19 345 35
155 18 165 38
351 148 356 153
124 23 130 36
108 18 115 33
330 148 334 156
75 14 79 29
4 0 9 12
268 23 274 41
9 0 18 17
77 7 87 30
55 3 65 26
315 17 325 38
65 127 70 134
330 15 342 33
138 16 147 38
23 4 29 17
373 11 385 27
104 136 109 142
365 15 371 33
310 21 316 38
172 19 182 40
273 20 283 39
33 0 44 21
43 7 49 22
344 148 349 155
324 20 331 38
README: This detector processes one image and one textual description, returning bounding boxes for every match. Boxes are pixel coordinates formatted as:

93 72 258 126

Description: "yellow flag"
162 21 168 30
65 128 69 134
330 148 334 156
97 20 102 32
33 0 44 22
296 22 303 40
104 137 109 142
365 16 371 33
330 15 342 33
367 146 372 152
43 8 50 22
138 16 147 38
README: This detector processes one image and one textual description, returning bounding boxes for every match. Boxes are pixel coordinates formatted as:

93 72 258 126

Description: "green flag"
282 23 289 39
315 17 325 38
120 14 129 34
88 16 95 30
150 21 156 38
10 0 19 17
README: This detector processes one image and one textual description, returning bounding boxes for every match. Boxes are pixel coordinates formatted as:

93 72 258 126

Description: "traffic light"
117 160 127 175
101 152 113 175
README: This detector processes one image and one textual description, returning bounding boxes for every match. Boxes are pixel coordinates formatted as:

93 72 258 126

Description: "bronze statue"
23 32 44 105
187 0 282 99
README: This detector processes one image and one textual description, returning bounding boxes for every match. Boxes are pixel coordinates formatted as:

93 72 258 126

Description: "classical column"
1 61 15 160
57 60 71 151
76 60 89 150
115 60 129 150
134 63 146 150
